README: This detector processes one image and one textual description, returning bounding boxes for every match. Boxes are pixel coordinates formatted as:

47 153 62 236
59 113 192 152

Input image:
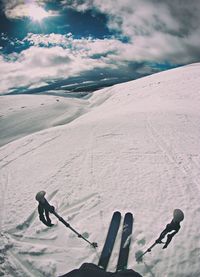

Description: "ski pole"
35 191 98 248
136 241 164 262
136 209 184 262
53 210 98 248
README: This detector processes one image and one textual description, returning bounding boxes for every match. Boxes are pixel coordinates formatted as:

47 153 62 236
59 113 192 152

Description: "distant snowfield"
0 64 200 277
0 94 91 147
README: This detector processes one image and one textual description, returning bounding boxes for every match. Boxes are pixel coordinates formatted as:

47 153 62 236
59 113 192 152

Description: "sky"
0 0 200 95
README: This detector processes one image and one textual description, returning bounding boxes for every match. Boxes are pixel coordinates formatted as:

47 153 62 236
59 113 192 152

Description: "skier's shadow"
143 261 156 277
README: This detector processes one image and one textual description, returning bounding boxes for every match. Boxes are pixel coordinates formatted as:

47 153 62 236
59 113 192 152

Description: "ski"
98 211 121 270
116 212 133 271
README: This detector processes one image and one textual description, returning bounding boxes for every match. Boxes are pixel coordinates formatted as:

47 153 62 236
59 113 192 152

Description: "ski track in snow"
0 134 61 169
1 64 200 276
0 188 100 276
144 113 200 276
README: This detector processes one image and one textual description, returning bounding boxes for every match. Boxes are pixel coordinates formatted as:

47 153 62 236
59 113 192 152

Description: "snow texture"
0 63 200 276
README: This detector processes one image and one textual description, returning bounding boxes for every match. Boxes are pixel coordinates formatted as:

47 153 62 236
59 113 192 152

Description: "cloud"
2 32 168 94
0 34 133 94
60 0 200 64
0 29 188 94
1 1 200 94
3 0 200 65
2 0 58 19
23 33 127 63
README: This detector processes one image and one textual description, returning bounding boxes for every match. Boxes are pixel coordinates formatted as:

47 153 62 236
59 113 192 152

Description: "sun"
28 4 49 22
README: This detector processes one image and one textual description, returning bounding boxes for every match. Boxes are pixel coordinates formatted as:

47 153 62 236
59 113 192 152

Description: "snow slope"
0 94 91 147
0 63 200 277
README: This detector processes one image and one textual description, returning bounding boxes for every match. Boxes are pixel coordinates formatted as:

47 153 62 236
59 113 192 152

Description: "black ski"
98 211 121 270
116 212 133 271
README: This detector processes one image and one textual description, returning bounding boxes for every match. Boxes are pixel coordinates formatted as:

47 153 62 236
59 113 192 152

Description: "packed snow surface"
0 63 200 277
0 94 90 147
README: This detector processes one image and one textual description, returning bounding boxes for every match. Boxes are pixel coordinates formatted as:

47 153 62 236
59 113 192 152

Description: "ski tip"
114 211 121 215
125 212 134 218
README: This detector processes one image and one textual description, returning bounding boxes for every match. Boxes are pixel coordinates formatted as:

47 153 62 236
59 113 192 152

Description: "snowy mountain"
0 63 200 277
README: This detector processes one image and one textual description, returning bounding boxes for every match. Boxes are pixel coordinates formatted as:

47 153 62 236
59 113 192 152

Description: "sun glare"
28 4 49 22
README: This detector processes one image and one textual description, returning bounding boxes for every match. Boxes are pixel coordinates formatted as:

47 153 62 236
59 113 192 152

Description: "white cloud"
24 33 74 47
1 23 199 94
24 33 130 62
3 0 200 66
0 35 129 93
1 1 200 94
3 1 58 19
61 0 200 64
